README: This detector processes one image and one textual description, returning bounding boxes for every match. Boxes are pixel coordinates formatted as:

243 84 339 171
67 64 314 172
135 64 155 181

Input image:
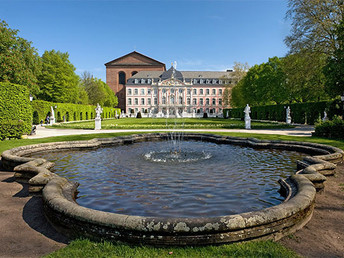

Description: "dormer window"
193 79 198 84
134 79 139 84
219 80 223 84
206 79 211 84
200 79 204 84
147 79 152 84
141 79 145 84
212 79 217 84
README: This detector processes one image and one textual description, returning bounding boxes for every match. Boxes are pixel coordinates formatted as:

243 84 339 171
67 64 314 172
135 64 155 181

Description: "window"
154 89 158 95
162 96 166 104
162 89 166 94
179 96 183 104
135 108 138 112
200 79 204 84
141 79 145 84
148 98 151 105
200 89 204 95
206 89 210 95
206 79 211 84
219 89 223 95
171 89 174 94
134 98 138 105
147 88 151 94
219 80 223 84
206 98 210 105
134 79 139 84
147 79 152 84
119 72 126 85
141 89 145 95
200 98 204 105
212 79 217 84
187 89 191 95
193 89 197 95
193 79 198 84
141 98 145 105
128 98 132 105
187 98 191 105
154 98 157 105
212 98 216 105
171 96 175 104
134 89 138 95
179 89 183 94
193 98 197 105
219 99 222 105
128 89 132 95
212 89 216 95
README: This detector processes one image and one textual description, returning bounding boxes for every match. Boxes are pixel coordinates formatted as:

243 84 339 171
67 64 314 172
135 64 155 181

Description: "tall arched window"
119 71 126 85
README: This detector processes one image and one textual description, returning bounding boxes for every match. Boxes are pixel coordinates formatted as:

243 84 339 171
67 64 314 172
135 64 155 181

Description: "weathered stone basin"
1 133 342 246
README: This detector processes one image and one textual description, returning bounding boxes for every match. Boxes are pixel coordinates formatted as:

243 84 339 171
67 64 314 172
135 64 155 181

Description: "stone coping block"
1 133 343 246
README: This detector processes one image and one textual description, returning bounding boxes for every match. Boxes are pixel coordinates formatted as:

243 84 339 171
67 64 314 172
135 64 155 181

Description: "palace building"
105 51 232 117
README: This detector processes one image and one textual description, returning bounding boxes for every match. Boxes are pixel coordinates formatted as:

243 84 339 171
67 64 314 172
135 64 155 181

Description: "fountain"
2 133 343 246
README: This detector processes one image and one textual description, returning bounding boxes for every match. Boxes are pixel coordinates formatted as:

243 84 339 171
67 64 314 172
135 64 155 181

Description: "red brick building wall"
105 52 166 111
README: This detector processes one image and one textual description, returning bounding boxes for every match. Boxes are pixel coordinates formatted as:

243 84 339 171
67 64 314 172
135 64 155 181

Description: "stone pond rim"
1 133 343 246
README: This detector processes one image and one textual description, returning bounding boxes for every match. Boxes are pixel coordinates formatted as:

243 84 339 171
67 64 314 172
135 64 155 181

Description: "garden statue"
50 106 55 125
286 106 291 124
244 104 251 129
322 111 328 122
95 103 103 130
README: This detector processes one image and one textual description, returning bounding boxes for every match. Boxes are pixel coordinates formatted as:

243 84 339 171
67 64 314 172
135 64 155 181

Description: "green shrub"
314 116 344 139
136 112 142 118
32 111 39 125
203 112 208 118
0 82 32 140
0 120 25 140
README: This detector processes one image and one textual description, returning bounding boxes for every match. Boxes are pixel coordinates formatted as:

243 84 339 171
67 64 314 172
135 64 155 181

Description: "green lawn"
51 117 293 130
3 131 342 257
44 239 299 258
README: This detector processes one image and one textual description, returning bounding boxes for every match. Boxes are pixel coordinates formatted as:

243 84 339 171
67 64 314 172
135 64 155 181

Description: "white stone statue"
50 106 55 125
226 110 229 119
286 106 291 124
322 111 328 122
244 104 251 129
115 110 118 119
95 103 103 130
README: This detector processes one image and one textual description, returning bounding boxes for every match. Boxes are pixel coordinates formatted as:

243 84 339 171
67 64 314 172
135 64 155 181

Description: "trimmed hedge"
224 100 342 125
313 116 344 139
0 82 32 139
31 100 121 124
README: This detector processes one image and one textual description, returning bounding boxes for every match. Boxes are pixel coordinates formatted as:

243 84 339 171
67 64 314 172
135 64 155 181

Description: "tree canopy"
80 71 118 107
285 0 344 55
38 50 80 103
0 20 41 95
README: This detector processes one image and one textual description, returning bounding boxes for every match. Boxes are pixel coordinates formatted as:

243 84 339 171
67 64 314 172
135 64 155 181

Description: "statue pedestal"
95 118 101 130
245 117 251 129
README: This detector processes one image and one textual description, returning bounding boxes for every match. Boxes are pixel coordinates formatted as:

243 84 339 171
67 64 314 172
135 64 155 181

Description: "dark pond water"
29 140 304 218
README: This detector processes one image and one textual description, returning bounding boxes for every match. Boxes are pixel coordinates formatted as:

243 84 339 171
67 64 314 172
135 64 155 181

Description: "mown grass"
51 118 293 130
44 239 299 258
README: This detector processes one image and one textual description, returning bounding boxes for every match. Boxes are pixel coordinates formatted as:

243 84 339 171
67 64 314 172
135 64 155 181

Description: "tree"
38 50 80 103
230 57 288 107
223 62 249 107
324 17 344 97
282 50 328 102
80 71 118 107
285 0 344 55
0 20 41 95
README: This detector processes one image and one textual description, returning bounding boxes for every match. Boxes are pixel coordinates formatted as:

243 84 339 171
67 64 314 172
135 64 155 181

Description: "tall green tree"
285 0 344 55
223 62 249 107
80 71 117 107
282 50 328 102
324 17 344 97
0 20 41 95
38 50 80 103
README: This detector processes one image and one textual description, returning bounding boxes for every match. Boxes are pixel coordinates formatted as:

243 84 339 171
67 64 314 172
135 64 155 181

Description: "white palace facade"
105 52 233 117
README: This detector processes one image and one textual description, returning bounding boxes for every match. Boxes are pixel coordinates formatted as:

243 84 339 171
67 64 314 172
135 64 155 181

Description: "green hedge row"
0 82 32 139
0 120 26 140
313 116 344 139
31 100 121 124
224 100 342 125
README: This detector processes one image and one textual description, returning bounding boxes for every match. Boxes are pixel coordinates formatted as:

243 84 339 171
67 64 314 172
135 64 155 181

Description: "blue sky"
1 0 290 81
